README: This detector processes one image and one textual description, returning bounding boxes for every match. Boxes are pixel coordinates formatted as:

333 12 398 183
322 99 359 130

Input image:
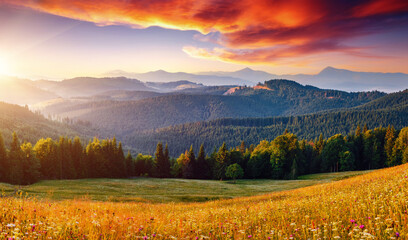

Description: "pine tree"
355 125 361 137
0 132 9 182
183 145 196 179
214 143 229 180
154 142 166 178
8 132 23 184
34 138 59 179
290 158 298 180
196 144 209 179
125 151 134 177
116 142 126 178
20 142 41 184
71 137 85 178
163 144 171 178
392 127 408 165
363 124 368 133
239 141 246 154
58 137 75 179
385 125 396 166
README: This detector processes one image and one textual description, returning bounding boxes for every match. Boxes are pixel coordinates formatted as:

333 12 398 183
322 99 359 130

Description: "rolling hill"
0 101 93 146
125 90 408 155
33 80 385 139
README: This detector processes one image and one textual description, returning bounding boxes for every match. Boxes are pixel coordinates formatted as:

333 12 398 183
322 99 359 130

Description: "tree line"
0 125 407 184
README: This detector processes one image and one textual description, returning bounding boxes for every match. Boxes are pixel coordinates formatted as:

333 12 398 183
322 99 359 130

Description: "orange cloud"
3 0 408 65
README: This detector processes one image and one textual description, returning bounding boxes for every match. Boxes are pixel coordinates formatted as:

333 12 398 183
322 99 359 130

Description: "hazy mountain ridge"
104 69 254 86
0 76 59 105
33 76 155 98
198 66 408 92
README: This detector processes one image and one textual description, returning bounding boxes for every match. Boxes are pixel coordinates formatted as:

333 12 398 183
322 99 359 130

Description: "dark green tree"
214 143 229 180
339 151 355 171
225 163 244 183
183 145 196 179
270 133 300 179
34 138 59 179
321 134 349 172
0 132 9 182
116 142 126 177
155 142 169 178
125 151 135 177
385 125 396 166
393 127 408 164
8 132 23 184
70 137 86 178
162 144 171 178
20 142 41 184
196 144 210 179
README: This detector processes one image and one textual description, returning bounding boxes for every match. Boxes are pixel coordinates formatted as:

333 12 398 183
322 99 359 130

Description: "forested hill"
356 89 408 111
229 79 385 115
35 79 385 136
125 90 408 156
0 102 93 146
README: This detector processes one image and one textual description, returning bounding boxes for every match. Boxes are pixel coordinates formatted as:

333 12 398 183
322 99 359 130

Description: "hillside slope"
127 90 407 155
0 102 93 145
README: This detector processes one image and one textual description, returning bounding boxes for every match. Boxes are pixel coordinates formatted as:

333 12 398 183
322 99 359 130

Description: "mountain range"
1 66 407 106
106 66 408 92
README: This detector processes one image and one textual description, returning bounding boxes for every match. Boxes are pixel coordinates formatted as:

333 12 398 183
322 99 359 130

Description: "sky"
0 0 407 79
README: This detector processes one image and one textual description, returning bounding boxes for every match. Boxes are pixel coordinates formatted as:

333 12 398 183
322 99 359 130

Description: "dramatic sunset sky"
0 0 407 79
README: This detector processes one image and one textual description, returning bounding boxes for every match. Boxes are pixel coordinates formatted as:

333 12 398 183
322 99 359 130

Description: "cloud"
3 0 408 65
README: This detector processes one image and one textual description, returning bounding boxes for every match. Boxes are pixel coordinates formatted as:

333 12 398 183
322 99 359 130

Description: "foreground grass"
1 166 406 239
0 170 369 203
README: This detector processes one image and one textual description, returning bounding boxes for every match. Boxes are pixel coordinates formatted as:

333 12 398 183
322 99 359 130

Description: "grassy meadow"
1 167 406 239
0 170 369 203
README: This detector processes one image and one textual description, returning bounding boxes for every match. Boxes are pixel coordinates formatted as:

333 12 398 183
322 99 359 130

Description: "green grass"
297 170 372 181
0 170 371 203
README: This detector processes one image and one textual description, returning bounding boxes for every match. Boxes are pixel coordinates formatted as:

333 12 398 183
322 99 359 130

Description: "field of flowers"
1 164 407 239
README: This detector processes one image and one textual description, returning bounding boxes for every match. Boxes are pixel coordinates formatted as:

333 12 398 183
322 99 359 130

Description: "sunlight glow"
0 56 9 75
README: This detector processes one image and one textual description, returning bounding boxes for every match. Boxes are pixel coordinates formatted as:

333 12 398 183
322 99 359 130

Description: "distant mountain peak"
241 67 254 71
318 66 353 75
152 69 169 74
319 66 339 73
236 67 256 73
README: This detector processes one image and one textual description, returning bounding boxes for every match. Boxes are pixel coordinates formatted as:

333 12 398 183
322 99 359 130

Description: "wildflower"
248 235 252 238
396 232 400 238
350 219 356 223
359 225 364 229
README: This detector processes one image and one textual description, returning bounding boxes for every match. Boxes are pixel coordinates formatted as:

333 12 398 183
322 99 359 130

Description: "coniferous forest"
1 125 407 185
